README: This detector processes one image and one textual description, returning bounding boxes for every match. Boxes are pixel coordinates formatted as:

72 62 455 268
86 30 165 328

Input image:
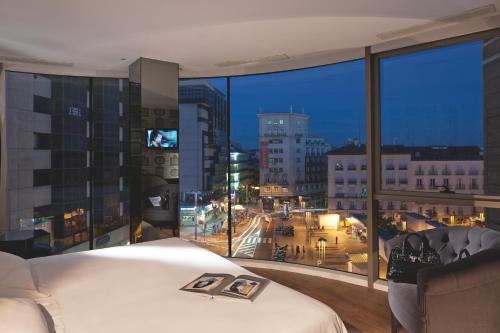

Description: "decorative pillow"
0 298 49 333
0 251 48 298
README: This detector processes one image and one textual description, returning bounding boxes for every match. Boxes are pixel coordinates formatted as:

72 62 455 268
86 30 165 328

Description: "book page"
180 273 235 296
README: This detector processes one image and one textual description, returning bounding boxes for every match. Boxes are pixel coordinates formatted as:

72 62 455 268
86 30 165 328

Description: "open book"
180 273 269 302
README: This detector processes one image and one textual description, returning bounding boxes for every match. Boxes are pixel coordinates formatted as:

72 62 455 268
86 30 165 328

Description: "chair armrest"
417 248 500 295
416 248 500 333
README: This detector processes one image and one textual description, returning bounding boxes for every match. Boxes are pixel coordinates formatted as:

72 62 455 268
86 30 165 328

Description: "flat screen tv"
146 129 178 149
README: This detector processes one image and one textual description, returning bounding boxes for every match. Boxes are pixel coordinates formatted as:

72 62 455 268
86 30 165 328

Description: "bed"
2 238 348 333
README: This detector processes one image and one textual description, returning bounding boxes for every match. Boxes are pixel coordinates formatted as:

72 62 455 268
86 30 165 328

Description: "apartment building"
328 144 484 218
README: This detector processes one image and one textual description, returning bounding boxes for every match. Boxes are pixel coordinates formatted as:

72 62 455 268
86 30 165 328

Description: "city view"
178 38 493 278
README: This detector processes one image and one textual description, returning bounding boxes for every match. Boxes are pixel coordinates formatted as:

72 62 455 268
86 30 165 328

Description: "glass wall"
380 41 484 195
179 78 229 255
176 31 500 280
3 72 129 256
377 37 500 278
229 61 367 274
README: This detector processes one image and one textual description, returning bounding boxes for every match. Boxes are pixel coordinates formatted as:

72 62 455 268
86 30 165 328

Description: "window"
377 35 500 280
380 41 484 194
179 78 229 256
230 60 366 274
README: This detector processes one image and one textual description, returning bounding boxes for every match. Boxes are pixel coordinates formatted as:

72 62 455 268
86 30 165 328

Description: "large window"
179 78 229 255
177 32 500 281
229 61 367 274
380 41 484 195
377 36 500 279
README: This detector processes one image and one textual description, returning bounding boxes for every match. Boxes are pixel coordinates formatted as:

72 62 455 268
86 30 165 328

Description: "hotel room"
1 1 500 332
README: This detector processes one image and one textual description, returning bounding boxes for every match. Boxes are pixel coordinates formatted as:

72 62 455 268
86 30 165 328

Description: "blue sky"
208 40 483 150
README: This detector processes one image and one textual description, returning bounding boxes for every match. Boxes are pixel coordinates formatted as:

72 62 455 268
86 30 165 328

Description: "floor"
245 267 408 333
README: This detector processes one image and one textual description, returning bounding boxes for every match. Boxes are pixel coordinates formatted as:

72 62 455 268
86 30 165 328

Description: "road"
232 213 275 258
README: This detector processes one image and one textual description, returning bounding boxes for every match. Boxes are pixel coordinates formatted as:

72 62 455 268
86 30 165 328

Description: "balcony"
399 178 408 185
385 178 396 185
428 169 438 176
335 193 345 198
347 178 357 185
398 165 407 170
469 170 479 175
455 170 465 175
415 170 425 176
470 184 479 190
360 178 367 185
385 165 395 171
442 169 452 175
335 166 344 171
456 184 466 190
347 164 357 171
415 184 425 190
360 164 367 170
335 178 345 185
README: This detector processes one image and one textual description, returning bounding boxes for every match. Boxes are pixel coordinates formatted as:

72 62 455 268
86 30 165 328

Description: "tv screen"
146 129 178 149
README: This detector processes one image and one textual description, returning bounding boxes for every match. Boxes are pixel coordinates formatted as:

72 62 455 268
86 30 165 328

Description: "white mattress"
29 238 347 333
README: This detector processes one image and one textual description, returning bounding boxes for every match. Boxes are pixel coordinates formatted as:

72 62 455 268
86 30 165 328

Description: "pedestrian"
336 236 338 245
302 245 306 255
296 245 300 255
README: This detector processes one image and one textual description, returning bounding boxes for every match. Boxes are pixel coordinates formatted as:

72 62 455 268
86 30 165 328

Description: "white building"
179 80 228 195
327 144 484 220
258 112 329 206
258 112 308 198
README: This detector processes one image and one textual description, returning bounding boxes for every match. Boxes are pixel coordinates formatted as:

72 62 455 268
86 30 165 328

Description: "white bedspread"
29 238 347 333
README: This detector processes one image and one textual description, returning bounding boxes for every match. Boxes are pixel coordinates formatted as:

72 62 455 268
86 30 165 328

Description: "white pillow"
0 298 49 333
0 251 48 298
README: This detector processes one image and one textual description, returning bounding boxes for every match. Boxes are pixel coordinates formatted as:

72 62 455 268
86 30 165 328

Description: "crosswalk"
236 237 273 257
244 237 273 244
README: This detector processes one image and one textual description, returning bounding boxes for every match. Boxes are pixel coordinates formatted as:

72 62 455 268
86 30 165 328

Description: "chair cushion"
0 298 49 333
388 281 421 333
385 227 500 265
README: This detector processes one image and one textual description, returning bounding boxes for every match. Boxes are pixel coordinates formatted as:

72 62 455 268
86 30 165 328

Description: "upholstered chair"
385 226 500 333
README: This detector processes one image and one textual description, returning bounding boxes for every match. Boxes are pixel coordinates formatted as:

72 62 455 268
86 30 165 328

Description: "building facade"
4 72 129 253
258 112 329 207
230 143 259 203
328 144 484 220
179 80 228 197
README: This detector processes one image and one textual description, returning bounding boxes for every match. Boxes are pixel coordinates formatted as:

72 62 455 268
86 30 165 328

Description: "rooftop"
327 143 483 161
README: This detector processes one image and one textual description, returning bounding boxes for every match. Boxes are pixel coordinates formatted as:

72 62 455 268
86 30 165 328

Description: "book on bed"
180 273 269 302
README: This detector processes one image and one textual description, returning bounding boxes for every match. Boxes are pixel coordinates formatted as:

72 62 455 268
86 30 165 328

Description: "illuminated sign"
260 141 269 168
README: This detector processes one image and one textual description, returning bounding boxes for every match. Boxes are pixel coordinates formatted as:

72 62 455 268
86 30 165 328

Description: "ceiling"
1 0 500 78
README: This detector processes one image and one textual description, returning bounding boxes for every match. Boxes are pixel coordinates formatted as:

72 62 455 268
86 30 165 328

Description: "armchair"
385 226 500 333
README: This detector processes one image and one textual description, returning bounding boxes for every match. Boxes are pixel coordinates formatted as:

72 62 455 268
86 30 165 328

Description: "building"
179 80 228 198
258 111 329 207
4 72 129 253
230 143 259 203
328 143 484 219
303 136 330 207
258 112 309 199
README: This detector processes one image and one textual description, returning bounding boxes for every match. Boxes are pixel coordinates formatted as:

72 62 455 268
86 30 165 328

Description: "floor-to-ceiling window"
179 78 229 255
229 61 367 274
376 37 500 278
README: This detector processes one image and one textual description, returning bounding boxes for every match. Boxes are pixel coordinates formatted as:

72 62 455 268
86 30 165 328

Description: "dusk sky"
206 40 483 150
